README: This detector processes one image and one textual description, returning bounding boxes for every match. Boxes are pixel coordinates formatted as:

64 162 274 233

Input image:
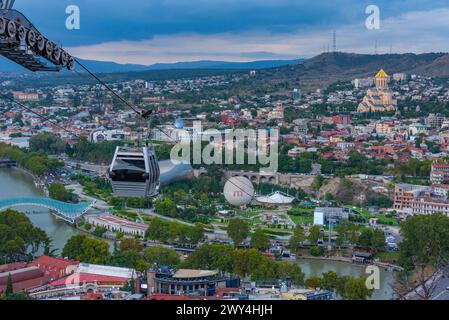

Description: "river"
0 168 396 299
297 259 396 300
0 168 80 254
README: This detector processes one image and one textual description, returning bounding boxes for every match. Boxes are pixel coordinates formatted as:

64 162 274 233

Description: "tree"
185 224 205 245
5 273 13 295
309 246 324 257
357 228 385 253
335 220 358 246
154 197 177 217
0 143 62 177
48 183 75 202
112 248 147 272
61 234 86 259
93 226 108 238
182 243 304 283
29 133 68 155
144 246 181 267
305 276 321 289
371 229 386 253
394 214 449 300
276 262 305 285
227 218 249 246
358 229 373 249
308 225 321 245
119 238 144 252
145 218 168 242
338 276 373 300
311 175 325 191
320 271 339 292
182 243 236 274
250 229 270 251
289 226 305 252
233 249 266 279
70 139 124 164
0 209 51 262
1 292 31 300
62 234 111 264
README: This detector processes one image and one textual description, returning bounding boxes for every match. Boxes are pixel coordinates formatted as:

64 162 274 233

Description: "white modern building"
84 214 148 237
256 191 295 208
90 129 130 143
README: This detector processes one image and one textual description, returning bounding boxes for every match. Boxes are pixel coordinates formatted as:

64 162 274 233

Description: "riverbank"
294 258 396 300
12 165 48 194
0 168 79 252
295 251 403 272
296 254 352 263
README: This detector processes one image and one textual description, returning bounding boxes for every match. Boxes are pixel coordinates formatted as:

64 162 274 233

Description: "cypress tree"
5 273 13 295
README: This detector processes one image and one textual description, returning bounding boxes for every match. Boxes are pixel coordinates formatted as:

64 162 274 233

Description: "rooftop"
376 69 389 79
173 269 218 279
51 273 130 287
77 263 136 279
256 191 295 205
86 214 148 231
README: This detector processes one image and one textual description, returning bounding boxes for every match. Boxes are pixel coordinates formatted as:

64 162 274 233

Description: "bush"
93 226 108 237
309 246 324 257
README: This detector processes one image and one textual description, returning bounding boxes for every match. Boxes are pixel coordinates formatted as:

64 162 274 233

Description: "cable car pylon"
0 1 75 72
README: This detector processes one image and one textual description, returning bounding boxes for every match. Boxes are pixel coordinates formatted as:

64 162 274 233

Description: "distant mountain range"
4 52 449 91
0 56 302 73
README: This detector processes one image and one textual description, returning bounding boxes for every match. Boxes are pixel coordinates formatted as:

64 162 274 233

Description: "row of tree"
0 143 62 176
61 235 180 272
145 218 205 246
29 133 130 165
288 222 386 254
305 271 373 300
182 243 305 284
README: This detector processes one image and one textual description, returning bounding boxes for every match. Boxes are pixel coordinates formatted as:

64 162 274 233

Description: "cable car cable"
71 60 258 201
74 59 141 115
0 92 82 139
71 62 174 142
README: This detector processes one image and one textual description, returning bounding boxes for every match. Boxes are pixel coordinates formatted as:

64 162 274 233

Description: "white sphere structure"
224 177 255 207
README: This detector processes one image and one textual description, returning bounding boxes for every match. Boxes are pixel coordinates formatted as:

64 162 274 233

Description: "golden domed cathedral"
357 69 397 113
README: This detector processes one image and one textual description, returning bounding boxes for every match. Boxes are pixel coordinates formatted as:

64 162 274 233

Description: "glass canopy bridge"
0 197 95 223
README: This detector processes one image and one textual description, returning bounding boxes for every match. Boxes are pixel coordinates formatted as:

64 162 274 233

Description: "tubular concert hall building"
147 268 228 297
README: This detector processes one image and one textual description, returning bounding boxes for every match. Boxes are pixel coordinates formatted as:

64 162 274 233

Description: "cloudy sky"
14 0 449 65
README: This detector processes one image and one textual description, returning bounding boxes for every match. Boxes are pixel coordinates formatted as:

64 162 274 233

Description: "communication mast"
333 30 337 52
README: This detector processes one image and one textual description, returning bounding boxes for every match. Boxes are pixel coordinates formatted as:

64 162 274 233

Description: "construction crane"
0 0 75 72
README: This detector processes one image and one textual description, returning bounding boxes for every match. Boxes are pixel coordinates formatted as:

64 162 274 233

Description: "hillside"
251 52 449 90
3 52 449 91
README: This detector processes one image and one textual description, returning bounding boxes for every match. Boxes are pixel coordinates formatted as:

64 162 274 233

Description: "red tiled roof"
0 276 52 293
30 256 79 269
51 273 130 287
148 294 189 300
29 256 79 280
0 263 27 273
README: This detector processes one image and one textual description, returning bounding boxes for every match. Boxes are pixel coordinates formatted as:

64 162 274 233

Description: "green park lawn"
289 214 313 226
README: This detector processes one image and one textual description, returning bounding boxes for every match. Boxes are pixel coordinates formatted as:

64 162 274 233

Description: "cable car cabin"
109 146 160 198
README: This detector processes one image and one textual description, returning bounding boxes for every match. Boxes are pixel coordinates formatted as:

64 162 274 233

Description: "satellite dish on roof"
223 177 254 207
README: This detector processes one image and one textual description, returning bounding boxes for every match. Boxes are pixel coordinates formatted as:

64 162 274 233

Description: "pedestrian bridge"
0 197 95 223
